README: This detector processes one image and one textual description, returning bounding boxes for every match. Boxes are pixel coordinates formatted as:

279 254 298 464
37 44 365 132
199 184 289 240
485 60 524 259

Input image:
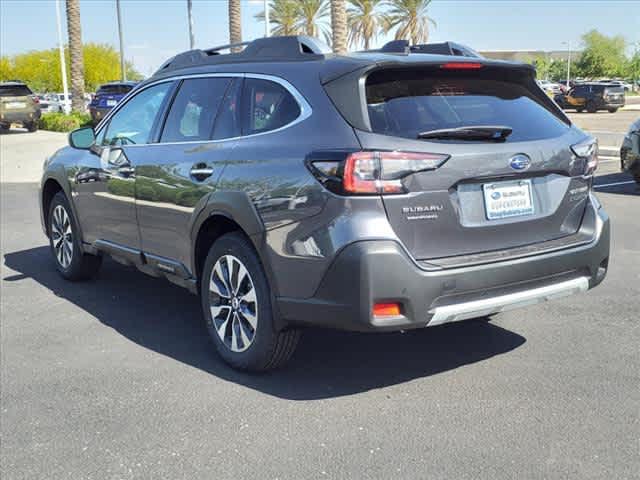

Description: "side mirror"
69 126 95 150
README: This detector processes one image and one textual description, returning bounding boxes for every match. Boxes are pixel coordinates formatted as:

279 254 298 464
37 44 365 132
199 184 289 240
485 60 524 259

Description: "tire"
200 232 300 372
634 173 640 186
27 121 38 132
608 108 618 113
586 101 598 113
576 108 584 113
48 191 102 281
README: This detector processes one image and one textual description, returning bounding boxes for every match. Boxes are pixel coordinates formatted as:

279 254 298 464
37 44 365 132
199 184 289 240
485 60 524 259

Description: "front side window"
241 78 301 135
160 77 231 143
103 82 172 146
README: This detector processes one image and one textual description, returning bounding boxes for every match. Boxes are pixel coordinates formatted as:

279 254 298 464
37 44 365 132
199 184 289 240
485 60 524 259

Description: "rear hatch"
0 84 36 114
93 84 133 108
324 61 595 262
603 85 625 105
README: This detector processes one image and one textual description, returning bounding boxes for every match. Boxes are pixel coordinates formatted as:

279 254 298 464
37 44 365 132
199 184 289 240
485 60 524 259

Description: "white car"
537 80 563 96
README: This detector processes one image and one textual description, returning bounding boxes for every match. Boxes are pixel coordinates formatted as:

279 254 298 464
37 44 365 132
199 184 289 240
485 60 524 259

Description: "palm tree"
65 0 85 112
384 0 436 45
255 0 300 37
330 0 347 54
228 0 242 51
295 0 330 41
347 0 385 50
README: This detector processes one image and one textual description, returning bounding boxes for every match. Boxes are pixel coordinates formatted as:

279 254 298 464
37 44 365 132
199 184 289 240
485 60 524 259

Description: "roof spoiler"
156 36 332 74
376 40 483 58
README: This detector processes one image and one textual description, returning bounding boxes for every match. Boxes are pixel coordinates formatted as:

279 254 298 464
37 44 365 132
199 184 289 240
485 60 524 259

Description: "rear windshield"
604 85 624 94
0 85 32 97
97 84 133 96
365 69 569 142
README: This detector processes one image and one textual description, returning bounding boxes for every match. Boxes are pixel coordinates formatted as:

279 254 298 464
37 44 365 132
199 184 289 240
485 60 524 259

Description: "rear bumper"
277 194 609 332
0 109 40 125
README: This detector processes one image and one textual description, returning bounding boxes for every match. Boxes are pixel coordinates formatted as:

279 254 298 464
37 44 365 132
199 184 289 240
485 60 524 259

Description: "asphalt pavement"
1 112 639 479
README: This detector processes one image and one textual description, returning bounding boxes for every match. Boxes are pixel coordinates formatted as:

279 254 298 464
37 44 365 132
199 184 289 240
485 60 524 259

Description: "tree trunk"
330 0 347 54
229 0 242 52
66 0 85 112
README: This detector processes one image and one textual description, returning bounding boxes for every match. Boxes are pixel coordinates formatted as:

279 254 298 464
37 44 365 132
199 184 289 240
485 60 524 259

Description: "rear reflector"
373 303 402 317
440 62 483 70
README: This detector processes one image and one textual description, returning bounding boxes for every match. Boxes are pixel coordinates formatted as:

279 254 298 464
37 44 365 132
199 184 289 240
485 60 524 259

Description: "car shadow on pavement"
4 246 526 400
0 128 31 135
594 172 639 196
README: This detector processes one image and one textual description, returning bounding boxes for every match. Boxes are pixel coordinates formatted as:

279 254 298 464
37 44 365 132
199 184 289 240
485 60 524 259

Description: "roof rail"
156 36 332 75
378 40 483 58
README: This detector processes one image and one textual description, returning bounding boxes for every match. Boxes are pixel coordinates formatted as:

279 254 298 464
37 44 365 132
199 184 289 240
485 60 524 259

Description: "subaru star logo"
509 154 531 171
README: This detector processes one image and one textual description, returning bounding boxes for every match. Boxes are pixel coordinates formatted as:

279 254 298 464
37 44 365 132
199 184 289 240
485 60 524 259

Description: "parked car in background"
89 81 137 124
620 118 640 185
555 82 625 113
0 81 41 132
37 94 60 113
40 36 610 371
537 80 563 96
613 80 632 92
46 93 73 113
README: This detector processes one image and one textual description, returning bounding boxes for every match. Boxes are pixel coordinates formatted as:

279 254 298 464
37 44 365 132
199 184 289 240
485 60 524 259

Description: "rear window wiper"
417 125 513 142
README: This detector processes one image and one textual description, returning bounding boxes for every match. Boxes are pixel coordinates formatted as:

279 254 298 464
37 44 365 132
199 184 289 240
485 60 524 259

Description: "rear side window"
365 69 569 142
0 85 32 97
161 77 231 143
97 85 133 96
241 78 300 135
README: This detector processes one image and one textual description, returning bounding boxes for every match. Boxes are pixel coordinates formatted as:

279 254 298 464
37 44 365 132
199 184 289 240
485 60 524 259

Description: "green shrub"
39 112 92 132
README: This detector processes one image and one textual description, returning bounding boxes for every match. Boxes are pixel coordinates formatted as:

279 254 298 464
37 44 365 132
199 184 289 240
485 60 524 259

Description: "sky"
1 0 639 77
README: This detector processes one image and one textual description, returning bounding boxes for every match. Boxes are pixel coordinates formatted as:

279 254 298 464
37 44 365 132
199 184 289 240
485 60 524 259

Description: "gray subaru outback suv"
39 36 610 371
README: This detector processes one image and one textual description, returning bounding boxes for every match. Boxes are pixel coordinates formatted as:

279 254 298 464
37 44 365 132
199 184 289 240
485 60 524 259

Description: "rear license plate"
6 102 26 109
483 179 534 220
106 100 117 106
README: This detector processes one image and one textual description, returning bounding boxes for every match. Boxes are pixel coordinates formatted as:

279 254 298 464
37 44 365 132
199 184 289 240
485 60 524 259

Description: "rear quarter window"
241 78 301 135
365 69 569 142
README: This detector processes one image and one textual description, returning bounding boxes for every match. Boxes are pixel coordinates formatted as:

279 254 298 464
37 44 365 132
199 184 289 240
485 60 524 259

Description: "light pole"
187 0 195 49
54 0 70 114
116 0 127 81
562 41 572 87
264 0 270 37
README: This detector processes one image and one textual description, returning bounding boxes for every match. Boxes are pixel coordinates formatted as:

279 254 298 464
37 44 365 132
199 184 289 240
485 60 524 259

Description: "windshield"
365 69 570 142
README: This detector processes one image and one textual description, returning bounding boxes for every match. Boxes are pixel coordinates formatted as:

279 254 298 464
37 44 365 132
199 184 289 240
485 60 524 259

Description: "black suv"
555 82 626 113
40 36 610 371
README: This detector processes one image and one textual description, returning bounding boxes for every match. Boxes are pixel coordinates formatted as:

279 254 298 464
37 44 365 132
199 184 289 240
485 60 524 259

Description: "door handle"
190 165 214 180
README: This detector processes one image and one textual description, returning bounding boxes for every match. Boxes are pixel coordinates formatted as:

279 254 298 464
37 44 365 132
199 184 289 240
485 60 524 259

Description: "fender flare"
41 167 86 247
189 191 281 297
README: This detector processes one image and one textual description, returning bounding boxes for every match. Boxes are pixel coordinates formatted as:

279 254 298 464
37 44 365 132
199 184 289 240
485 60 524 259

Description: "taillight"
342 151 449 195
31 95 39 104
571 138 598 176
